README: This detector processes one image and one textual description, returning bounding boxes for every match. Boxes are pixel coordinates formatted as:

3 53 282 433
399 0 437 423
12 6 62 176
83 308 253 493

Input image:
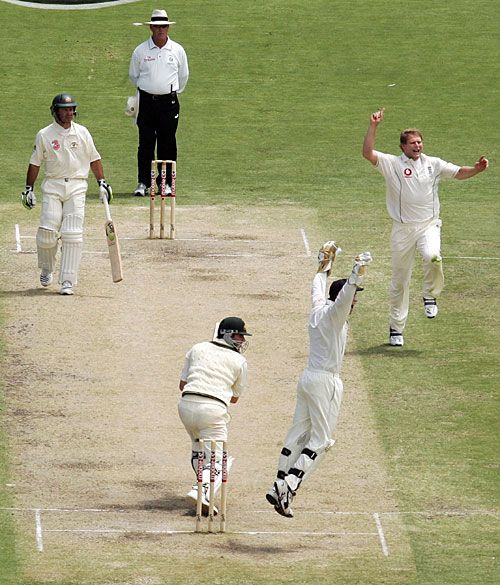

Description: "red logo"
51 140 60 151
404 168 412 177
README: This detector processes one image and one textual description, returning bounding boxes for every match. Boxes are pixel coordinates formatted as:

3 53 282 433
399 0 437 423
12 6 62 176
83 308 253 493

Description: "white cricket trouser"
389 218 443 332
37 178 87 284
178 394 230 472
278 368 343 492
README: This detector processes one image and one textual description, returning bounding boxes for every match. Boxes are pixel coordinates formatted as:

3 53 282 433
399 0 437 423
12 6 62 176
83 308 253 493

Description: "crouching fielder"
178 317 251 516
266 244 372 518
21 93 113 295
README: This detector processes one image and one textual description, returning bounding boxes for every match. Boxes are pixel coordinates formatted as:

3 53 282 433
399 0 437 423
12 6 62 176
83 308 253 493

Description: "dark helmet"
217 317 251 337
217 317 252 352
329 279 363 302
50 93 78 116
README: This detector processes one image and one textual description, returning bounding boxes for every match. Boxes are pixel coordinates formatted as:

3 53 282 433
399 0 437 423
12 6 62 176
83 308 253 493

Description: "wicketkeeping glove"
98 179 113 203
348 251 373 286
317 240 342 275
21 186 36 210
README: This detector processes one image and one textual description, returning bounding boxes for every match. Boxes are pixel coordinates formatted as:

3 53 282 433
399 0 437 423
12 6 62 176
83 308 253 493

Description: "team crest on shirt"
51 140 61 151
70 141 78 149
403 168 412 177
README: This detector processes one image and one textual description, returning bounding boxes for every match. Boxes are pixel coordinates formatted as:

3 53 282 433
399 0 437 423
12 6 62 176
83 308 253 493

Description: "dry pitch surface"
1 203 413 584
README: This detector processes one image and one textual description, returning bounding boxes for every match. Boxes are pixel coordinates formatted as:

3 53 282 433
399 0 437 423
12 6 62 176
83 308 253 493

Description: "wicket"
195 439 228 533
149 159 176 239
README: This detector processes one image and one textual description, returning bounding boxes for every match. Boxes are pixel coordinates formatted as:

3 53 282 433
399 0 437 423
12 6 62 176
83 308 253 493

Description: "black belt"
139 88 176 100
182 392 227 407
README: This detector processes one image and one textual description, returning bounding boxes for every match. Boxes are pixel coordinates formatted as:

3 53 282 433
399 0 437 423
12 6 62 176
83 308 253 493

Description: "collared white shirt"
29 121 100 179
307 273 356 374
180 341 248 406
129 37 189 95
375 151 460 223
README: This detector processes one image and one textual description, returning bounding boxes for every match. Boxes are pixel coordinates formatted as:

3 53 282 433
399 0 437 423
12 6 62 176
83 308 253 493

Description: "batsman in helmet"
178 317 252 516
21 93 113 295
266 242 372 518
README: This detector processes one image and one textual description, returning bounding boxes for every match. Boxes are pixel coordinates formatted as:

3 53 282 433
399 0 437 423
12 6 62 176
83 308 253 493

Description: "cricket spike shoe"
40 270 53 287
186 484 218 517
271 479 294 518
389 328 404 347
423 297 438 318
133 182 147 197
60 281 74 295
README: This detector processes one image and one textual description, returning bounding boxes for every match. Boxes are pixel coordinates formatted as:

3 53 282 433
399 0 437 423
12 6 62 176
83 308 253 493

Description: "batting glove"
98 179 113 203
21 186 36 210
348 251 373 286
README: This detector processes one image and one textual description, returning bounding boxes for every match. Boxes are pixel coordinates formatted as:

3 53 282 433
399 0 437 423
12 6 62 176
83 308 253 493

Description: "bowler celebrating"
362 109 488 346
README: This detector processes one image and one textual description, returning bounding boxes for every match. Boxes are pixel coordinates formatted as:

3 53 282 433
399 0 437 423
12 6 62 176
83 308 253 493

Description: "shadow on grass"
350 344 424 357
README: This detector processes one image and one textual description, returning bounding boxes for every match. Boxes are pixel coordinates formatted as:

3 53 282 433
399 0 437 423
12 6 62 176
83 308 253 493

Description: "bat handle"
102 196 112 222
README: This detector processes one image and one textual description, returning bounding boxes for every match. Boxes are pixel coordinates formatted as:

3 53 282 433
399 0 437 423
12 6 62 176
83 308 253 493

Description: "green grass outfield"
1 0 499 584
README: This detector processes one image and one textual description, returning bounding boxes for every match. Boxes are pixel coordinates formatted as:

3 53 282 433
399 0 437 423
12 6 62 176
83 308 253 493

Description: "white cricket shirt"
29 121 100 179
307 273 356 374
375 151 460 223
180 341 248 406
129 37 189 95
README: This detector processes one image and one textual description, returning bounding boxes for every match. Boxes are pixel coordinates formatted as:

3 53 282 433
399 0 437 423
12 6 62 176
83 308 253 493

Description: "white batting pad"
36 227 58 272
59 214 84 284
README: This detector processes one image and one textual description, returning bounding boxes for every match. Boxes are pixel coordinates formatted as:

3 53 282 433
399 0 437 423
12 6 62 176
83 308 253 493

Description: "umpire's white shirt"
29 121 100 179
129 37 189 95
375 151 460 223
307 273 356 375
180 341 247 406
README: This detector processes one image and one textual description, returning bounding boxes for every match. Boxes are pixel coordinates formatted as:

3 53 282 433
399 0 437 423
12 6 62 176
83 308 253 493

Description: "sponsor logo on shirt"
52 140 61 151
144 56 156 62
403 168 412 177
70 141 78 149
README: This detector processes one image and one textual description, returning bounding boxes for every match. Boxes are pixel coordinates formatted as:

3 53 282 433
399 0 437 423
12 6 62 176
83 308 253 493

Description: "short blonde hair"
400 128 423 144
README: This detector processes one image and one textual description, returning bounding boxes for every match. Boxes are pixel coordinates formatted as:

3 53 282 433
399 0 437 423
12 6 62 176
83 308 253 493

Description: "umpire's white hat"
145 9 176 25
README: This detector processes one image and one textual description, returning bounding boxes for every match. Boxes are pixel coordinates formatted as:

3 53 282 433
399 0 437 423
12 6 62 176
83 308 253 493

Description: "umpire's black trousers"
137 89 180 186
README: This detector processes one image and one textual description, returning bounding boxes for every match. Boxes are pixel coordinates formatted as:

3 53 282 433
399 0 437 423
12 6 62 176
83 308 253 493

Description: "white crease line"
373 512 389 557
35 509 44 552
45 528 377 537
15 224 22 253
2 507 497 516
301 228 311 257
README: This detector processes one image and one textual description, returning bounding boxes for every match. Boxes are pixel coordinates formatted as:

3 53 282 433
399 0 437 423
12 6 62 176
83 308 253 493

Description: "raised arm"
455 156 489 180
362 109 385 165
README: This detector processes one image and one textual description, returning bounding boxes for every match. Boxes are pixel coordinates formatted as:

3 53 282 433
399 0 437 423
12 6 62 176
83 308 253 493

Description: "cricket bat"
102 197 123 283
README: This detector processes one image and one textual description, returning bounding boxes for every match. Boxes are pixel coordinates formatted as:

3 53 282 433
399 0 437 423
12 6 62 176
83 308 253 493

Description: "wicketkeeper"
266 242 372 518
178 317 251 516
22 93 113 295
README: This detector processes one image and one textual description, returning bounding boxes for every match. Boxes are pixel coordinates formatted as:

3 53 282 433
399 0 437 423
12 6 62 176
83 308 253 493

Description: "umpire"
129 9 189 197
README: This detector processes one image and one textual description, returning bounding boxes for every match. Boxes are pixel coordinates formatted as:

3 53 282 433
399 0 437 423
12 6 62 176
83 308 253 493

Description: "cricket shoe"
60 281 74 296
186 484 218 517
133 182 147 197
423 297 438 319
40 270 53 287
266 484 279 507
389 328 404 347
155 181 172 196
271 479 294 518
